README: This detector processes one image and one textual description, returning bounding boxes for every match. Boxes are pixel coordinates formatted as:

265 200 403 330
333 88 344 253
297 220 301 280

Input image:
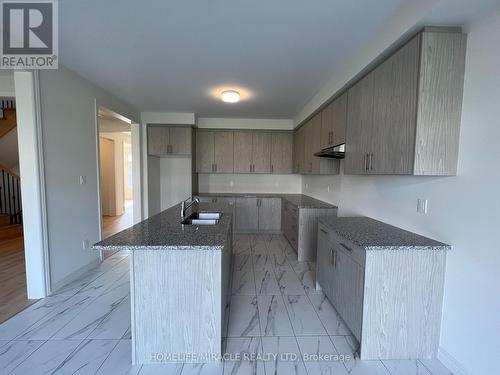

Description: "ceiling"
59 0 408 118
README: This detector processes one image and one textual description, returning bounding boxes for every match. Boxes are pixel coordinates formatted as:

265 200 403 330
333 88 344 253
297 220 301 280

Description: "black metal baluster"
7 174 11 222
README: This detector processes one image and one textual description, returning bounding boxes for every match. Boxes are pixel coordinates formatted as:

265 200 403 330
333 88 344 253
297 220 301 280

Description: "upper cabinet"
344 72 375 175
345 29 466 176
293 114 340 175
148 125 192 156
320 92 347 149
196 130 234 173
271 132 293 174
196 129 293 174
233 131 271 173
304 113 322 173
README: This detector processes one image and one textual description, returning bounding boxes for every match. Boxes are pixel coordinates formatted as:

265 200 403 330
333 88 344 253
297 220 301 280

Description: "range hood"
314 144 345 159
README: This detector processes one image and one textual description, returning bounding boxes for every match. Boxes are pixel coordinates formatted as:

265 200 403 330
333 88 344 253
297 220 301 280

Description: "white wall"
198 117 294 130
0 71 15 96
37 66 139 290
199 174 301 194
300 7 500 375
100 131 131 216
160 157 192 210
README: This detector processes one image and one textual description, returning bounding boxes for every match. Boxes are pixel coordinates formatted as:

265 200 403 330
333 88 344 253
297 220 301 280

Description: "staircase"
0 99 16 138
0 99 22 225
0 165 22 225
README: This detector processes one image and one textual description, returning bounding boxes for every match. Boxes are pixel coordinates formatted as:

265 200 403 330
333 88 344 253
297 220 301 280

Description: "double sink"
182 212 222 225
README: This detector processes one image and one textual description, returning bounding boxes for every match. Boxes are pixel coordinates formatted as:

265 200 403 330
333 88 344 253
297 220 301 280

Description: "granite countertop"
319 216 451 251
197 193 336 209
93 202 233 251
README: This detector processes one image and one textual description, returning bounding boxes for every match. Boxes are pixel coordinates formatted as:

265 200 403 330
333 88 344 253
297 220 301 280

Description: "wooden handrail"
0 164 20 180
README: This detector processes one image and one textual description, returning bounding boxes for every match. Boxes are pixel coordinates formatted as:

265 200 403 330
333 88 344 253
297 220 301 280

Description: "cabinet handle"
364 153 369 171
250 164 252 172
271 164 274 173
330 249 333 265
215 163 218 172
333 250 337 268
369 152 373 171
339 243 353 252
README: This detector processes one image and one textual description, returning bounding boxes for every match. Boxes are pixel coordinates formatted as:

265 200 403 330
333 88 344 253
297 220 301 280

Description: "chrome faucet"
181 197 200 221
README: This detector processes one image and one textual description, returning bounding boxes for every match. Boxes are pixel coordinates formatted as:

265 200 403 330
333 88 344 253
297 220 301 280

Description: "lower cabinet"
316 226 334 298
332 246 364 340
235 197 281 233
258 198 281 232
316 222 447 360
316 223 365 342
235 197 259 232
283 201 299 251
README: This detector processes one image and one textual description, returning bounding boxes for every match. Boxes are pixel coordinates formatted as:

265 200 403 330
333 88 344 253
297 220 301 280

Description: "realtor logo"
1 0 58 69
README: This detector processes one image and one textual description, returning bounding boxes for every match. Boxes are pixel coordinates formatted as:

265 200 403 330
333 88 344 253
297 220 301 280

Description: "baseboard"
50 258 102 294
438 347 472 375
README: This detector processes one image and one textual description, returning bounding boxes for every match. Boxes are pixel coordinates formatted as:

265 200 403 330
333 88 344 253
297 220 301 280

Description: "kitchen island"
93 201 233 365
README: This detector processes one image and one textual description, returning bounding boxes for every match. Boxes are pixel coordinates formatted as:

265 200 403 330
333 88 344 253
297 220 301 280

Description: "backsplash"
198 173 301 193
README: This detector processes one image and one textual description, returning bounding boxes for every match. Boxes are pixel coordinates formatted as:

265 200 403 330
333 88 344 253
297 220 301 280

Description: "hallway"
102 200 133 240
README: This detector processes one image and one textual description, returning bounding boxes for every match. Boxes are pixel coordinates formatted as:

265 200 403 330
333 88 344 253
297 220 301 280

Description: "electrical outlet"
305 183 309 190
327 185 330 193
79 176 86 185
229 180 234 187
82 239 90 249
417 199 428 214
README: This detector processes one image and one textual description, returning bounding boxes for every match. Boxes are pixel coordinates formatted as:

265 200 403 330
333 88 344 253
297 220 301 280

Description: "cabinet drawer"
329 230 365 267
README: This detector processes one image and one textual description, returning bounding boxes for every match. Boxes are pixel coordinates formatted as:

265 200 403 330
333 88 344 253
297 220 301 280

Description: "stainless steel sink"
198 212 222 220
182 212 222 225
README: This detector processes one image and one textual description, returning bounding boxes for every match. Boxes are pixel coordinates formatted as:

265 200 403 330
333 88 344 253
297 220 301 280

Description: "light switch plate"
417 199 428 214
82 239 90 249
79 176 86 185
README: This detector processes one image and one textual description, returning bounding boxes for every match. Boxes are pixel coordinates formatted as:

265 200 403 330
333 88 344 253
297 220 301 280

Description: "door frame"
13 71 51 298
94 101 142 260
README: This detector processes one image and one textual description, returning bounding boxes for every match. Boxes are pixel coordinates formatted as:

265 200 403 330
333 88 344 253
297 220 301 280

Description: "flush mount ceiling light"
221 90 240 103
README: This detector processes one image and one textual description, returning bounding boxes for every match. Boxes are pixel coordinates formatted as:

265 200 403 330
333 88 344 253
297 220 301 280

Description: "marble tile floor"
0 235 453 375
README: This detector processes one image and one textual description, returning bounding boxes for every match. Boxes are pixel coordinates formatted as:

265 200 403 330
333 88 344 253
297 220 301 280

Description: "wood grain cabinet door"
320 93 347 149
298 125 308 174
169 127 191 155
196 131 214 173
371 35 420 175
345 72 375 175
235 197 258 232
233 132 253 173
316 226 333 299
214 131 234 173
293 130 303 174
310 113 322 174
258 198 281 232
148 126 169 156
331 92 347 147
252 132 271 173
271 132 293 174
333 248 364 341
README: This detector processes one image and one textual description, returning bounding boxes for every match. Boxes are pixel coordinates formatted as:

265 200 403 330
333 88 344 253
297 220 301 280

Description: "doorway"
97 107 135 258
0 92 38 323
